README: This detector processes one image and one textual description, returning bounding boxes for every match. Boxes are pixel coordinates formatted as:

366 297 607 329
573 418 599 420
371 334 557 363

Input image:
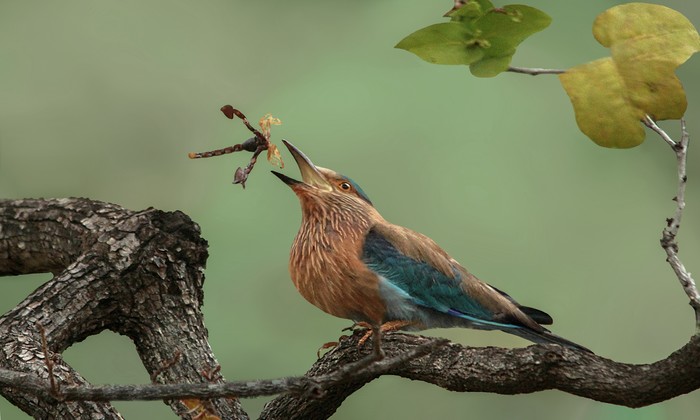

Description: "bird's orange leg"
357 320 415 347
320 321 414 360
316 321 374 358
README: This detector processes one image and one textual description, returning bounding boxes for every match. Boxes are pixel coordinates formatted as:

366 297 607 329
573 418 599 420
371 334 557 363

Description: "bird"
272 140 591 358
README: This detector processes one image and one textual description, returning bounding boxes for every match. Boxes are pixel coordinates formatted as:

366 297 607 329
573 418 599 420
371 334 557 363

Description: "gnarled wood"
260 332 700 419
0 198 246 419
1 198 699 420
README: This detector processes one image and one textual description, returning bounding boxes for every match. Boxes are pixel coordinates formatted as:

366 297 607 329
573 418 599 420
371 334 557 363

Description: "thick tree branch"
2 192 700 419
258 331 700 419
3 320 700 419
0 198 247 419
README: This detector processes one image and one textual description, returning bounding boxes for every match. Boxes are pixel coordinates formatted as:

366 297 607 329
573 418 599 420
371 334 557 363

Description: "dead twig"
189 105 283 188
643 116 700 328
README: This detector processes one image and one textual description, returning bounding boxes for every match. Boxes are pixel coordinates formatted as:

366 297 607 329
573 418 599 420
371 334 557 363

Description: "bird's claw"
316 334 353 358
317 341 338 358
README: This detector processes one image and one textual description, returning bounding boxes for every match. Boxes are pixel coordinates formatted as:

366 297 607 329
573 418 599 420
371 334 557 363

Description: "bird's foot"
338 321 414 360
316 333 353 358
356 320 414 347
317 341 338 358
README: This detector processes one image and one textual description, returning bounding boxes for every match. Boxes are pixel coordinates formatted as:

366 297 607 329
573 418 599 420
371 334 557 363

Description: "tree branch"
259 331 700 419
3 322 700 419
2 193 700 419
0 337 446 403
0 198 247 419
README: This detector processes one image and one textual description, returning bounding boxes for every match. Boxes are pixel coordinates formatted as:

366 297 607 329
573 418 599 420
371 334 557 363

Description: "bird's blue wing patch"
362 227 512 326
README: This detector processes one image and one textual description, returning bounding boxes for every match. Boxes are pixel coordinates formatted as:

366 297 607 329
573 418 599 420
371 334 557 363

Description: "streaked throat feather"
290 192 385 322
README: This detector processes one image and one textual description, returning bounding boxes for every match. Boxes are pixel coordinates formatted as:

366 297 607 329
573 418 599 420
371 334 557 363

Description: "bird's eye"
339 182 351 191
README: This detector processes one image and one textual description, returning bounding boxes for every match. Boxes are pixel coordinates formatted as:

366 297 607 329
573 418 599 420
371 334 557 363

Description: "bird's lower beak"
272 140 330 190
271 170 301 186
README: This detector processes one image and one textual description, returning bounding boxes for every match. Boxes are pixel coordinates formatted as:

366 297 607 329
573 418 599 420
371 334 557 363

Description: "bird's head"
271 140 373 209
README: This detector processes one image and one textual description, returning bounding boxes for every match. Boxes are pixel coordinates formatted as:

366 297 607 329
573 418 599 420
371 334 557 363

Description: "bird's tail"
509 327 593 353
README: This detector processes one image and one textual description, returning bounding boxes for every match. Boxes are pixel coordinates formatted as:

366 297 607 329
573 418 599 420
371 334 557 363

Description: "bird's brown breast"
289 215 386 324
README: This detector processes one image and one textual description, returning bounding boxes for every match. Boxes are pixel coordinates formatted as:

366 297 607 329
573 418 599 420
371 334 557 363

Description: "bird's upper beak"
272 140 331 191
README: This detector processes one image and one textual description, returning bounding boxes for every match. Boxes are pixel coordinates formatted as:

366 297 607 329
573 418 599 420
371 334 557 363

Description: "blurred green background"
1 1 699 418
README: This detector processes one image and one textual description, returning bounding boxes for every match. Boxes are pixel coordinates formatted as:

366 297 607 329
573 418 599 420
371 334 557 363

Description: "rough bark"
261 332 700 419
1 198 699 419
0 198 246 419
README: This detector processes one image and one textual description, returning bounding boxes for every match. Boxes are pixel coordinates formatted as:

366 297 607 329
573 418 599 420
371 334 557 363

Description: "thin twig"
188 105 282 188
0 338 446 403
507 66 565 75
371 324 385 360
37 323 60 398
643 116 677 147
646 117 700 328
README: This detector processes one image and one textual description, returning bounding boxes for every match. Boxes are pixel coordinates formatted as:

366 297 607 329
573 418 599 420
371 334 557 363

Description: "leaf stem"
643 116 677 147
507 66 565 75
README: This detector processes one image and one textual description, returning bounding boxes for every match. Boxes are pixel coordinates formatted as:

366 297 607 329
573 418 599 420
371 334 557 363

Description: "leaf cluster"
397 2 700 148
396 0 551 77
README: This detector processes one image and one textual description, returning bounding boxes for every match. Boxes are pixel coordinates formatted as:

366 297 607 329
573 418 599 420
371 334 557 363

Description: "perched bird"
272 141 591 357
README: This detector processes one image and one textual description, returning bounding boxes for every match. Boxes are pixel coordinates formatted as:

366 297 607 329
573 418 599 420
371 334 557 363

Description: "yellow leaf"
259 114 282 138
267 143 284 168
559 3 700 148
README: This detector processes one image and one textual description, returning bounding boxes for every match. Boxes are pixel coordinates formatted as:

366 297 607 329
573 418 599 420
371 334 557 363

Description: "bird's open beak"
271 140 330 190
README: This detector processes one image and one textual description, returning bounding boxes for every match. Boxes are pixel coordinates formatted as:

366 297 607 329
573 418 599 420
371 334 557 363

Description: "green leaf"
559 3 700 148
396 4 551 77
447 0 494 22
395 22 485 65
